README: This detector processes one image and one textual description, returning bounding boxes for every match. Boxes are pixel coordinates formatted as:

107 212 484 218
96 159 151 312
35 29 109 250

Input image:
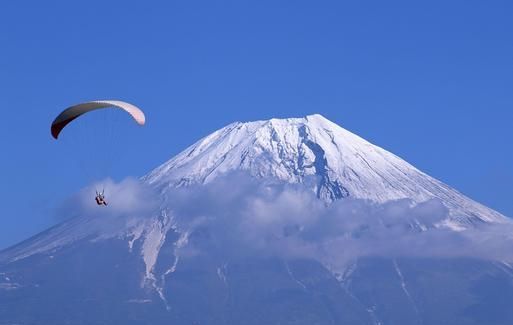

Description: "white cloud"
56 174 513 268
163 174 513 267
56 177 159 220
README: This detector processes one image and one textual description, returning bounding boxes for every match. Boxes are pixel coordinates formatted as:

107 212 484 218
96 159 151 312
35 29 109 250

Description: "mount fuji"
1 114 512 325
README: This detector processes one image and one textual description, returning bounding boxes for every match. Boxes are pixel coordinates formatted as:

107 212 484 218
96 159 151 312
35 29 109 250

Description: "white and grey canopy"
51 100 145 139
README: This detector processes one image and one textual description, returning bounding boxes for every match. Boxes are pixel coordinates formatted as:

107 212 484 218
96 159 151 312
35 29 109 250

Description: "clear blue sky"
1 0 512 249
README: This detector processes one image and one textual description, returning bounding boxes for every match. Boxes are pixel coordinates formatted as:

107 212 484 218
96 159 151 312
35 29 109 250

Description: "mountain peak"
305 113 331 122
144 115 506 226
264 113 334 127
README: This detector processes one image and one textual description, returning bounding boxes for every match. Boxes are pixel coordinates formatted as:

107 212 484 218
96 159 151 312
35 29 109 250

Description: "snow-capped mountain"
1 114 512 325
145 114 506 227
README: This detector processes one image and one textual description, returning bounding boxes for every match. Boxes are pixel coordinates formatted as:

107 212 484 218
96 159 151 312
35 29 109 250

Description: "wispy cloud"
55 177 159 221
163 174 513 268
56 174 513 270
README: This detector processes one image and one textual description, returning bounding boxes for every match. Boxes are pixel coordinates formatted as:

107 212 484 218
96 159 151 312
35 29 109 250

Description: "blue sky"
0 0 512 249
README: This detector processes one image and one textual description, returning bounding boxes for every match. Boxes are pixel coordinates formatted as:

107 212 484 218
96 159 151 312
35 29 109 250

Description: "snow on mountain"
144 114 506 227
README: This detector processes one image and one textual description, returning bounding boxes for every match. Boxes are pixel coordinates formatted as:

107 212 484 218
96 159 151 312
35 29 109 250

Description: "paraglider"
51 100 146 206
95 190 108 206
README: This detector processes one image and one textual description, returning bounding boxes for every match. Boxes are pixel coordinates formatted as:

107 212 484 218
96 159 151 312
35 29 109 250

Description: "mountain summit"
145 114 505 227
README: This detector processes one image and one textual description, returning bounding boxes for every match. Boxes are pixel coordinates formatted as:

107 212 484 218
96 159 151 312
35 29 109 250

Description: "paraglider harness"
95 190 108 206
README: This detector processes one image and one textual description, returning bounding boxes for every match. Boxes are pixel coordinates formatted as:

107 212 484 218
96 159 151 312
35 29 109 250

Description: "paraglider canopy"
51 100 145 139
